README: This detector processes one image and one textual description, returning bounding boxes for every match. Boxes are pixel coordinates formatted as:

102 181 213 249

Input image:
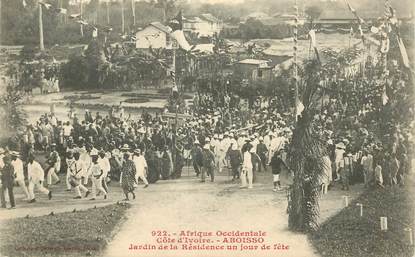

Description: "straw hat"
120 144 130 151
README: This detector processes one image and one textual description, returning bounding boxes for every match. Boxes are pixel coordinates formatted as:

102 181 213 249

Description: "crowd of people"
1 54 414 210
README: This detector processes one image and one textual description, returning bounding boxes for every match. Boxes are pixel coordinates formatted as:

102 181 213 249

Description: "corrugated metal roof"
238 59 269 65
149 22 172 34
200 13 220 23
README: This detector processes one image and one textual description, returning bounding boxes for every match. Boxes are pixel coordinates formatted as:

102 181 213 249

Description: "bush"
63 94 101 101
120 93 167 99
157 88 172 95
310 186 415 257
123 98 150 104
60 55 89 89
0 203 130 257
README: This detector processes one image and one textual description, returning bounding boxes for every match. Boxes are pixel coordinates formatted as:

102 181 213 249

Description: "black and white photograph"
0 0 414 256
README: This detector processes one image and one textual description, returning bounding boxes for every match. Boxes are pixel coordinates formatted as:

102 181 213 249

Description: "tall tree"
153 0 176 23
305 5 322 29
287 59 327 232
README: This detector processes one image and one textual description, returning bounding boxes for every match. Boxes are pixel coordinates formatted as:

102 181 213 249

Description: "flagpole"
293 0 299 122
39 2 45 51
121 0 125 34
132 0 136 27
95 0 99 25
80 0 84 36
59 0 63 24
106 1 110 25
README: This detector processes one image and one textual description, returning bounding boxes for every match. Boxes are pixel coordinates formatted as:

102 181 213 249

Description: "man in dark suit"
1 155 16 209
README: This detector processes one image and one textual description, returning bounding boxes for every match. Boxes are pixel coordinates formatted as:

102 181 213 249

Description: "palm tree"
287 59 327 232
152 0 176 23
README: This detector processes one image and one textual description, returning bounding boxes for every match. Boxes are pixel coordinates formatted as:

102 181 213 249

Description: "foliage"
0 84 27 142
310 186 415 257
286 59 328 232
0 203 130 257
305 5 323 27
84 39 109 88
232 18 306 40
60 54 89 89
152 0 177 23
166 93 187 113
123 98 150 104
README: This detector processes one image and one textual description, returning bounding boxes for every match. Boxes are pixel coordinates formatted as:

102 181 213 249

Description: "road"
0 166 363 257
104 171 363 257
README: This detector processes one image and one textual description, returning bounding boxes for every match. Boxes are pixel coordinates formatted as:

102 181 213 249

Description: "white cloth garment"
27 161 50 200
12 158 30 199
132 155 149 185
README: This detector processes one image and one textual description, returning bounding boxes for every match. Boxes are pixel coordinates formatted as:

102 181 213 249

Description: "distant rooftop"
200 13 221 23
149 22 172 34
238 59 269 65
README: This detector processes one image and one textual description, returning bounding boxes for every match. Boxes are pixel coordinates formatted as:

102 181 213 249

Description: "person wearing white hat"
98 150 111 193
339 152 353 190
190 139 203 177
241 145 253 189
78 144 92 186
256 137 268 171
201 143 215 182
237 132 246 151
10 151 30 200
27 155 52 203
268 132 284 165
216 134 228 173
251 134 259 153
46 144 61 187
226 143 242 181
69 151 91 199
210 134 219 154
89 150 107 200
264 131 273 153
132 148 149 188
334 142 346 181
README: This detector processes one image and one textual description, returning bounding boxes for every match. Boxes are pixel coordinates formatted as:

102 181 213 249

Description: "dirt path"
0 168 363 257
104 172 363 257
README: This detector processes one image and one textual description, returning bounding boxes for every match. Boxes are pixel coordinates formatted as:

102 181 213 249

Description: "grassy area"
310 184 415 257
0 203 130 257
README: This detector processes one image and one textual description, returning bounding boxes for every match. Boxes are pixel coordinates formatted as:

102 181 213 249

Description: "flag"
308 29 321 64
384 0 393 18
169 10 183 31
39 2 52 9
345 0 355 13
308 29 316 48
296 98 304 116
92 28 98 38
55 8 67 15
344 0 364 24
397 37 410 68
69 13 81 19
103 27 113 33
76 20 88 25
22 0 27 8
382 86 389 105
170 71 176 82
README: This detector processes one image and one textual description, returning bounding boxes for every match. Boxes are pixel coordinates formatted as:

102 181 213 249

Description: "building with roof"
135 22 173 49
242 12 270 21
234 59 274 82
183 13 223 39
315 1 413 28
